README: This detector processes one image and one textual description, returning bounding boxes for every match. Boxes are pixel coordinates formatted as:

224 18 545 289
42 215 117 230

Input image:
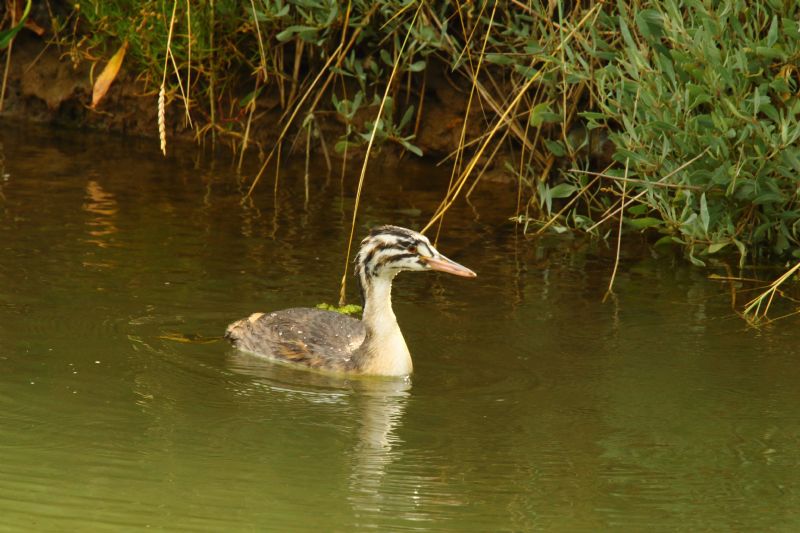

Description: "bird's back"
224 308 366 372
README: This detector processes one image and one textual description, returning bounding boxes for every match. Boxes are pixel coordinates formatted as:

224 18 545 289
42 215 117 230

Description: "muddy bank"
2 33 497 167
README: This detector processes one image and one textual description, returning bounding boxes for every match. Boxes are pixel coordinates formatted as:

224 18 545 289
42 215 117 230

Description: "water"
1 124 799 531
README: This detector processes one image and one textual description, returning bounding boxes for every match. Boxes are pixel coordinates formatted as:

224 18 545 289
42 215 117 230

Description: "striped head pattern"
354 226 476 298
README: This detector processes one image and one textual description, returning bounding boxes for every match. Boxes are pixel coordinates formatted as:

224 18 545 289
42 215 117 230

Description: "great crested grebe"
225 225 476 376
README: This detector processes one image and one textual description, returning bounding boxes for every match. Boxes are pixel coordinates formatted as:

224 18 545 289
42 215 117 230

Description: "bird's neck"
354 276 412 376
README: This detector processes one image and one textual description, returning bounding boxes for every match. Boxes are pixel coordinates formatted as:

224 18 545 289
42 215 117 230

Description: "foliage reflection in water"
0 125 799 531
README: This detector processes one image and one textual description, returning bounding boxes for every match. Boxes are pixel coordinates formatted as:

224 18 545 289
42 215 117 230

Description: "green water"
1 124 799 531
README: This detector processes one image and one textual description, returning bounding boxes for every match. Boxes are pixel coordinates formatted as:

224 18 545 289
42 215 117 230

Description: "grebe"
225 225 476 376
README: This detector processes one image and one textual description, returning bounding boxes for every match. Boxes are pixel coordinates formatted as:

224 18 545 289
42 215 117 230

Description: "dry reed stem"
604 86 639 299
465 127 509 199
338 2 423 307
245 41 344 198
741 261 800 325
249 0 268 82
516 102 535 219
603 164 629 301
452 0 488 70
0 38 12 113
532 173 604 236
433 0 497 244
315 116 332 174
585 147 711 233
158 0 180 155
570 170 705 190
208 0 216 148
237 1 265 169
428 4 537 154
287 38 304 109
422 2 604 234
185 0 191 127
238 79 258 171
246 4 370 199
304 117 311 208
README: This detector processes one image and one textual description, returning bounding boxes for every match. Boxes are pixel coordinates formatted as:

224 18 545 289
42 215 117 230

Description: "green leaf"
275 25 318 42
514 64 538 78
399 139 423 157
636 9 664 41
753 192 784 204
766 15 779 47
548 183 576 199
529 102 553 127
544 139 565 157
398 106 415 130
781 149 800 173
654 235 681 247
484 53 515 65
688 249 706 267
407 60 426 72
733 239 747 267
700 193 709 233
0 0 32 49
707 242 729 254
579 111 606 121
627 204 648 216
627 217 663 230
524 43 544 55
754 46 785 59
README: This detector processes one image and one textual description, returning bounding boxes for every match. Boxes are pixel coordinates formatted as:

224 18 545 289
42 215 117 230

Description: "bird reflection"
226 350 410 516
347 378 409 516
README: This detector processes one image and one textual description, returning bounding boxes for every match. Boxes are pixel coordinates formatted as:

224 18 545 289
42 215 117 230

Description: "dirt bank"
2 32 498 170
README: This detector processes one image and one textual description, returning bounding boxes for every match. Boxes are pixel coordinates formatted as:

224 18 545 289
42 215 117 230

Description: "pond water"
1 123 799 531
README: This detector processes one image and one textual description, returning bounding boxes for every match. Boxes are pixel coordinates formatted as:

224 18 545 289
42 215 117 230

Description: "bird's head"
355 226 476 290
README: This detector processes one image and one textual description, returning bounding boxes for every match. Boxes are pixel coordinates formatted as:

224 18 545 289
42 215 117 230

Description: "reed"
28 0 800 318
741 262 800 325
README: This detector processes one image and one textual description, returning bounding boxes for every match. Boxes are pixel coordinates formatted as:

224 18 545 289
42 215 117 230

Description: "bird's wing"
225 308 365 371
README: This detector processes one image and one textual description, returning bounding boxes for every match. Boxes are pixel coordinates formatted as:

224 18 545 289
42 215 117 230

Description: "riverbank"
3 1 800 284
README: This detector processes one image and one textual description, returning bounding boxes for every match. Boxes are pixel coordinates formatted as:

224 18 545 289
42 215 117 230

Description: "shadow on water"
1 123 800 530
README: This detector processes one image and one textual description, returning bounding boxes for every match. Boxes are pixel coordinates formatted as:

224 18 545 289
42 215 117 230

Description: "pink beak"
424 254 477 278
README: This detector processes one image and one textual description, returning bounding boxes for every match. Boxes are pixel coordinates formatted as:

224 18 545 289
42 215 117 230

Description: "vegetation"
316 302 363 316
3 0 800 319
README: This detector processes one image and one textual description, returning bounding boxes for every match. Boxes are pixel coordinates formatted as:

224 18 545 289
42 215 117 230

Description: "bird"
225 225 476 376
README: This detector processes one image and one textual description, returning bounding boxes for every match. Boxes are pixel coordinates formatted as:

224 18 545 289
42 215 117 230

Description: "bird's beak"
424 254 477 278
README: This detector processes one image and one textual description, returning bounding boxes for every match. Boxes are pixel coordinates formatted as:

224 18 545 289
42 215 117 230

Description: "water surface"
1 124 799 531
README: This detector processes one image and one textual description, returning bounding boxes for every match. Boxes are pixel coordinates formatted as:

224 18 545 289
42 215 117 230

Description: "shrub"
576 0 800 265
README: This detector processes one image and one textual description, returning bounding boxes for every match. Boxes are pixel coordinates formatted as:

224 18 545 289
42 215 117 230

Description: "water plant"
6 0 800 319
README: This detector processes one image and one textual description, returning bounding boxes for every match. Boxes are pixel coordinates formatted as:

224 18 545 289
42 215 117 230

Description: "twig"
433 0 498 245
585 148 710 233
338 2 423 306
422 2 605 233
569 169 705 190
741 261 800 325
604 85 641 300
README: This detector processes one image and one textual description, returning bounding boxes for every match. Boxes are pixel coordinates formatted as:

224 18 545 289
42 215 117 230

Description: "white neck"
355 275 412 376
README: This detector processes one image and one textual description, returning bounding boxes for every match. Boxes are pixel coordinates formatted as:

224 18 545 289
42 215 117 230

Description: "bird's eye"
407 244 417 253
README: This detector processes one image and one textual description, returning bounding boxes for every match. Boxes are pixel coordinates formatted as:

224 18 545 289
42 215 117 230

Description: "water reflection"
347 379 410 521
82 180 118 249
227 350 413 523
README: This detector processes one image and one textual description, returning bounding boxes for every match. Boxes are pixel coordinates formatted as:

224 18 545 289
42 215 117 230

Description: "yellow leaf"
91 40 128 109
